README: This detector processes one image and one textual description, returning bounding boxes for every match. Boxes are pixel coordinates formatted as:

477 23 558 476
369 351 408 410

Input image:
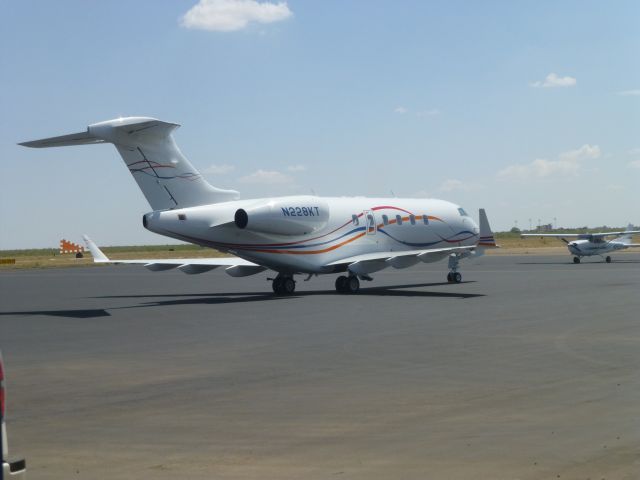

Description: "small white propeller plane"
21 117 497 294
522 225 640 263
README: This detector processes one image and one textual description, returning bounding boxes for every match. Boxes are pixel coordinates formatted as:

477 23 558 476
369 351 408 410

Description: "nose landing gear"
447 254 463 283
573 256 581 264
605 256 612 263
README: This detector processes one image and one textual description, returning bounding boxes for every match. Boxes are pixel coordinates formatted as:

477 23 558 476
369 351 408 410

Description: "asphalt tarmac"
1 254 639 480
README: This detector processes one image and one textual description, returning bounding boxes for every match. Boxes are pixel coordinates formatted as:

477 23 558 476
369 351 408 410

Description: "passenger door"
364 210 376 235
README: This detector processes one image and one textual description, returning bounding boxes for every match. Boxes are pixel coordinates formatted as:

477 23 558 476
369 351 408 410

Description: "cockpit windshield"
458 207 469 217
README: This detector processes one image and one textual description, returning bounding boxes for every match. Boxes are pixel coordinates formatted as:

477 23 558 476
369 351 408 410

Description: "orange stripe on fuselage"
249 231 367 255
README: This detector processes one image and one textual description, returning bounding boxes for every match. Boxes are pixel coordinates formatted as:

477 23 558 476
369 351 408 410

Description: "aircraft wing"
521 233 583 238
325 245 477 275
83 235 267 277
522 230 640 238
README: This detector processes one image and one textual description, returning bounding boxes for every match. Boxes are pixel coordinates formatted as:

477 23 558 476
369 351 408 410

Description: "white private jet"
522 226 640 263
20 116 497 294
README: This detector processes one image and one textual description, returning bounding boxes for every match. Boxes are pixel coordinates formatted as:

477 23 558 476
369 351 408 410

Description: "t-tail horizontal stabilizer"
21 117 239 210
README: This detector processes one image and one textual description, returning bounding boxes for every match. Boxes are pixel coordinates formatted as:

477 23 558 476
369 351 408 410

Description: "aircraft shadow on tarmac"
0 282 483 318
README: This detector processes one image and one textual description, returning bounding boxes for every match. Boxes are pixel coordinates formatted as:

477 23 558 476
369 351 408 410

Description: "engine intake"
234 209 249 229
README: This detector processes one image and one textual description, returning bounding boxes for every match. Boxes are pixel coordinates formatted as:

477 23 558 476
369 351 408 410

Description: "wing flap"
225 265 267 277
326 246 475 270
178 264 219 275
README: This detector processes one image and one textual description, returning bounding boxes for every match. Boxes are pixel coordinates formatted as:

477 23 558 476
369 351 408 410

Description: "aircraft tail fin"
20 117 239 211
477 208 498 248
617 223 637 244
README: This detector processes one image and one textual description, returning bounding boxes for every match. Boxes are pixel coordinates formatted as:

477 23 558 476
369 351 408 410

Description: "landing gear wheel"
272 277 283 293
573 256 581 264
335 275 348 293
272 276 295 295
346 276 360 294
447 272 462 283
282 277 296 294
605 256 612 263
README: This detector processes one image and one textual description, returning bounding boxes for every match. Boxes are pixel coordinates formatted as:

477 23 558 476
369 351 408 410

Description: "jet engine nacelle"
234 197 330 236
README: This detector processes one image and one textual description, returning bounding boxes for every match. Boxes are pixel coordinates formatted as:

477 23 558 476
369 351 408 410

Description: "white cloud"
617 89 640 96
204 164 235 175
606 184 625 191
286 164 307 172
180 0 292 32
394 106 408 114
629 159 640 170
558 144 601 162
238 169 293 184
498 144 601 180
530 72 577 88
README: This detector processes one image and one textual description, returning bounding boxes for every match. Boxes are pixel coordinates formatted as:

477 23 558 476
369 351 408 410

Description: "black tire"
605 256 612 263
282 277 296 294
573 257 581 264
335 275 348 293
446 272 453 283
453 272 462 283
346 276 360 293
272 277 282 294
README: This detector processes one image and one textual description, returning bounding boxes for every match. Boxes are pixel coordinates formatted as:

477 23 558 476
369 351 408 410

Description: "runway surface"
1 254 639 479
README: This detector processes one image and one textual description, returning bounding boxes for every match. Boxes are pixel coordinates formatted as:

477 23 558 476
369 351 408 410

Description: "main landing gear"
447 271 462 283
605 256 612 263
573 256 581 264
335 275 360 294
272 275 296 295
447 254 463 283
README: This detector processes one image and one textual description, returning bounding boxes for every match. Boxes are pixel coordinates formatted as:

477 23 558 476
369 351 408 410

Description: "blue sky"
1 0 638 248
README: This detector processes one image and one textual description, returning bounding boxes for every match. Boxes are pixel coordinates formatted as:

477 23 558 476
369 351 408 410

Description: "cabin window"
396 214 403 225
409 214 416 225
352 214 359 226
423 215 429 225
178 213 187 221
382 214 389 225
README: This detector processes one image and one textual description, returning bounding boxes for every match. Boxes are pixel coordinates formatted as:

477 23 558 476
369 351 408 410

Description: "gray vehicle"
1 351 26 479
